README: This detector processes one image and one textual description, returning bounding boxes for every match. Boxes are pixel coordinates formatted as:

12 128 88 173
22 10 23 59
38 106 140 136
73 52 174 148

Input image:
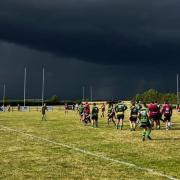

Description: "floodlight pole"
177 74 179 106
90 86 93 102
82 86 85 102
24 67 27 107
3 84 5 108
42 68 45 106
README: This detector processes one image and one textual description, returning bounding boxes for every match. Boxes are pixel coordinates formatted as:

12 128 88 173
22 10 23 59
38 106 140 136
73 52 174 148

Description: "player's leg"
95 117 98 128
167 117 171 130
142 127 146 141
116 117 120 129
132 120 136 131
91 118 94 127
146 126 152 140
119 115 124 130
107 115 110 126
156 119 160 129
164 116 169 130
129 117 133 130
120 119 123 130
112 116 116 126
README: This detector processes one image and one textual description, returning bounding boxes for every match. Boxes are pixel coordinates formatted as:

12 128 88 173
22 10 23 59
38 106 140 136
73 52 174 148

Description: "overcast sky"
0 0 180 100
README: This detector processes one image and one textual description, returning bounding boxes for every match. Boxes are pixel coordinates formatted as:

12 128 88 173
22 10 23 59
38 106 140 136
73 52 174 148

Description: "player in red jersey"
101 103 106 118
83 102 91 125
161 102 173 130
64 103 68 114
148 101 159 129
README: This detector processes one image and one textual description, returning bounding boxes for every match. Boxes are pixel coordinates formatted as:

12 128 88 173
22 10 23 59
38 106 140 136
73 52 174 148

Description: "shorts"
117 114 124 120
164 116 171 122
157 113 162 119
140 122 151 128
130 117 137 122
108 115 113 119
92 115 98 121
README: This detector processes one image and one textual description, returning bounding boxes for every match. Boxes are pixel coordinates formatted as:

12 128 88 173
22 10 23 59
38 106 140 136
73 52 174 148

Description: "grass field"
0 106 180 180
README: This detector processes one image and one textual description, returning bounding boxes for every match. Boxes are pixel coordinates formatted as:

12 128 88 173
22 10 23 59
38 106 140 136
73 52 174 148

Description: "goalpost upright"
24 67 27 107
82 86 85 102
42 67 45 106
177 74 179 106
90 86 93 102
3 84 5 109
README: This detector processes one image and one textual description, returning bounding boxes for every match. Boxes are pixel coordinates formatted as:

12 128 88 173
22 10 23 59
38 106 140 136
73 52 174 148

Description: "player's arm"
124 105 128 111
115 105 117 113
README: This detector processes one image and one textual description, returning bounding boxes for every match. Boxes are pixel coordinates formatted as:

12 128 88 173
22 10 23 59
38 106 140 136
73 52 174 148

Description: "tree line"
135 89 178 105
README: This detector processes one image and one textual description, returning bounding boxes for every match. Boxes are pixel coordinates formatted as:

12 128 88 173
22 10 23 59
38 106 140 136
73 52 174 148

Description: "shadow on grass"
153 137 180 141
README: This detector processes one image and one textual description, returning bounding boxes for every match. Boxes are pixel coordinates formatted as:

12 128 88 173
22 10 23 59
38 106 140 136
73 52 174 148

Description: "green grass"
0 108 180 179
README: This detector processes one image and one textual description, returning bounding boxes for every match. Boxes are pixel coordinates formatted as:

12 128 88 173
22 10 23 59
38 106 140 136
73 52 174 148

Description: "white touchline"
1 125 179 180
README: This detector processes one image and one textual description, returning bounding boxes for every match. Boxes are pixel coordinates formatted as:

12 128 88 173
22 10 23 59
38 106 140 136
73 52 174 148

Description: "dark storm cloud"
0 41 177 100
1 0 180 65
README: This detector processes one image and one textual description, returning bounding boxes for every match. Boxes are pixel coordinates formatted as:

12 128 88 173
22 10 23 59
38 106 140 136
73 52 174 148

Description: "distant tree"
135 89 177 104
49 95 59 104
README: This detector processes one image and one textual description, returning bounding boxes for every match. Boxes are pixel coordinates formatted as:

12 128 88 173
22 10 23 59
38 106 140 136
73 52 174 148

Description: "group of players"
76 101 173 141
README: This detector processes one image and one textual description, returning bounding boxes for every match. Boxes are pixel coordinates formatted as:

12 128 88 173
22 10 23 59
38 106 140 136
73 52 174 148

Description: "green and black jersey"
139 108 150 126
91 106 99 119
78 105 84 115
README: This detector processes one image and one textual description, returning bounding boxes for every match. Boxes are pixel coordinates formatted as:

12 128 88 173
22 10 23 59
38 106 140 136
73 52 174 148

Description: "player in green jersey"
107 103 116 126
91 103 99 128
78 103 84 122
129 102 139 131
138 103 152 141
115 101 127 130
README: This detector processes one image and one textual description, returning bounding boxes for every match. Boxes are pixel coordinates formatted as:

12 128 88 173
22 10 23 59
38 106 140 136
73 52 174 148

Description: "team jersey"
78 105 84 114
130 106 139 118
65 104 68 109
92 106 99 116
162 104 172 117
84 104 90 114
101 105 105 112
139 108 149 124
42 106 47 114
115 103 127 115
108 107 114 114
148 103 158 117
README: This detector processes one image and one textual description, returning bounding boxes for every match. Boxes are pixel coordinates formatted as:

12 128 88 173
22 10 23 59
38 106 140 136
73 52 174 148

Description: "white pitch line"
1 125 179 180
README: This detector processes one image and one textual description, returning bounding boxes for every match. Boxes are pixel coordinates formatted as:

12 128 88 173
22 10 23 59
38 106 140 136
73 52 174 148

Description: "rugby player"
41 103 47 120
101 103 106 118
148 101 159 129
83 102 91 125
161 101 173 130
129 102 139 131
107 103 116 126
115 101 127 130
91 103 99 128
78 103 84 122
64 103 68 114
138 103 152 141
